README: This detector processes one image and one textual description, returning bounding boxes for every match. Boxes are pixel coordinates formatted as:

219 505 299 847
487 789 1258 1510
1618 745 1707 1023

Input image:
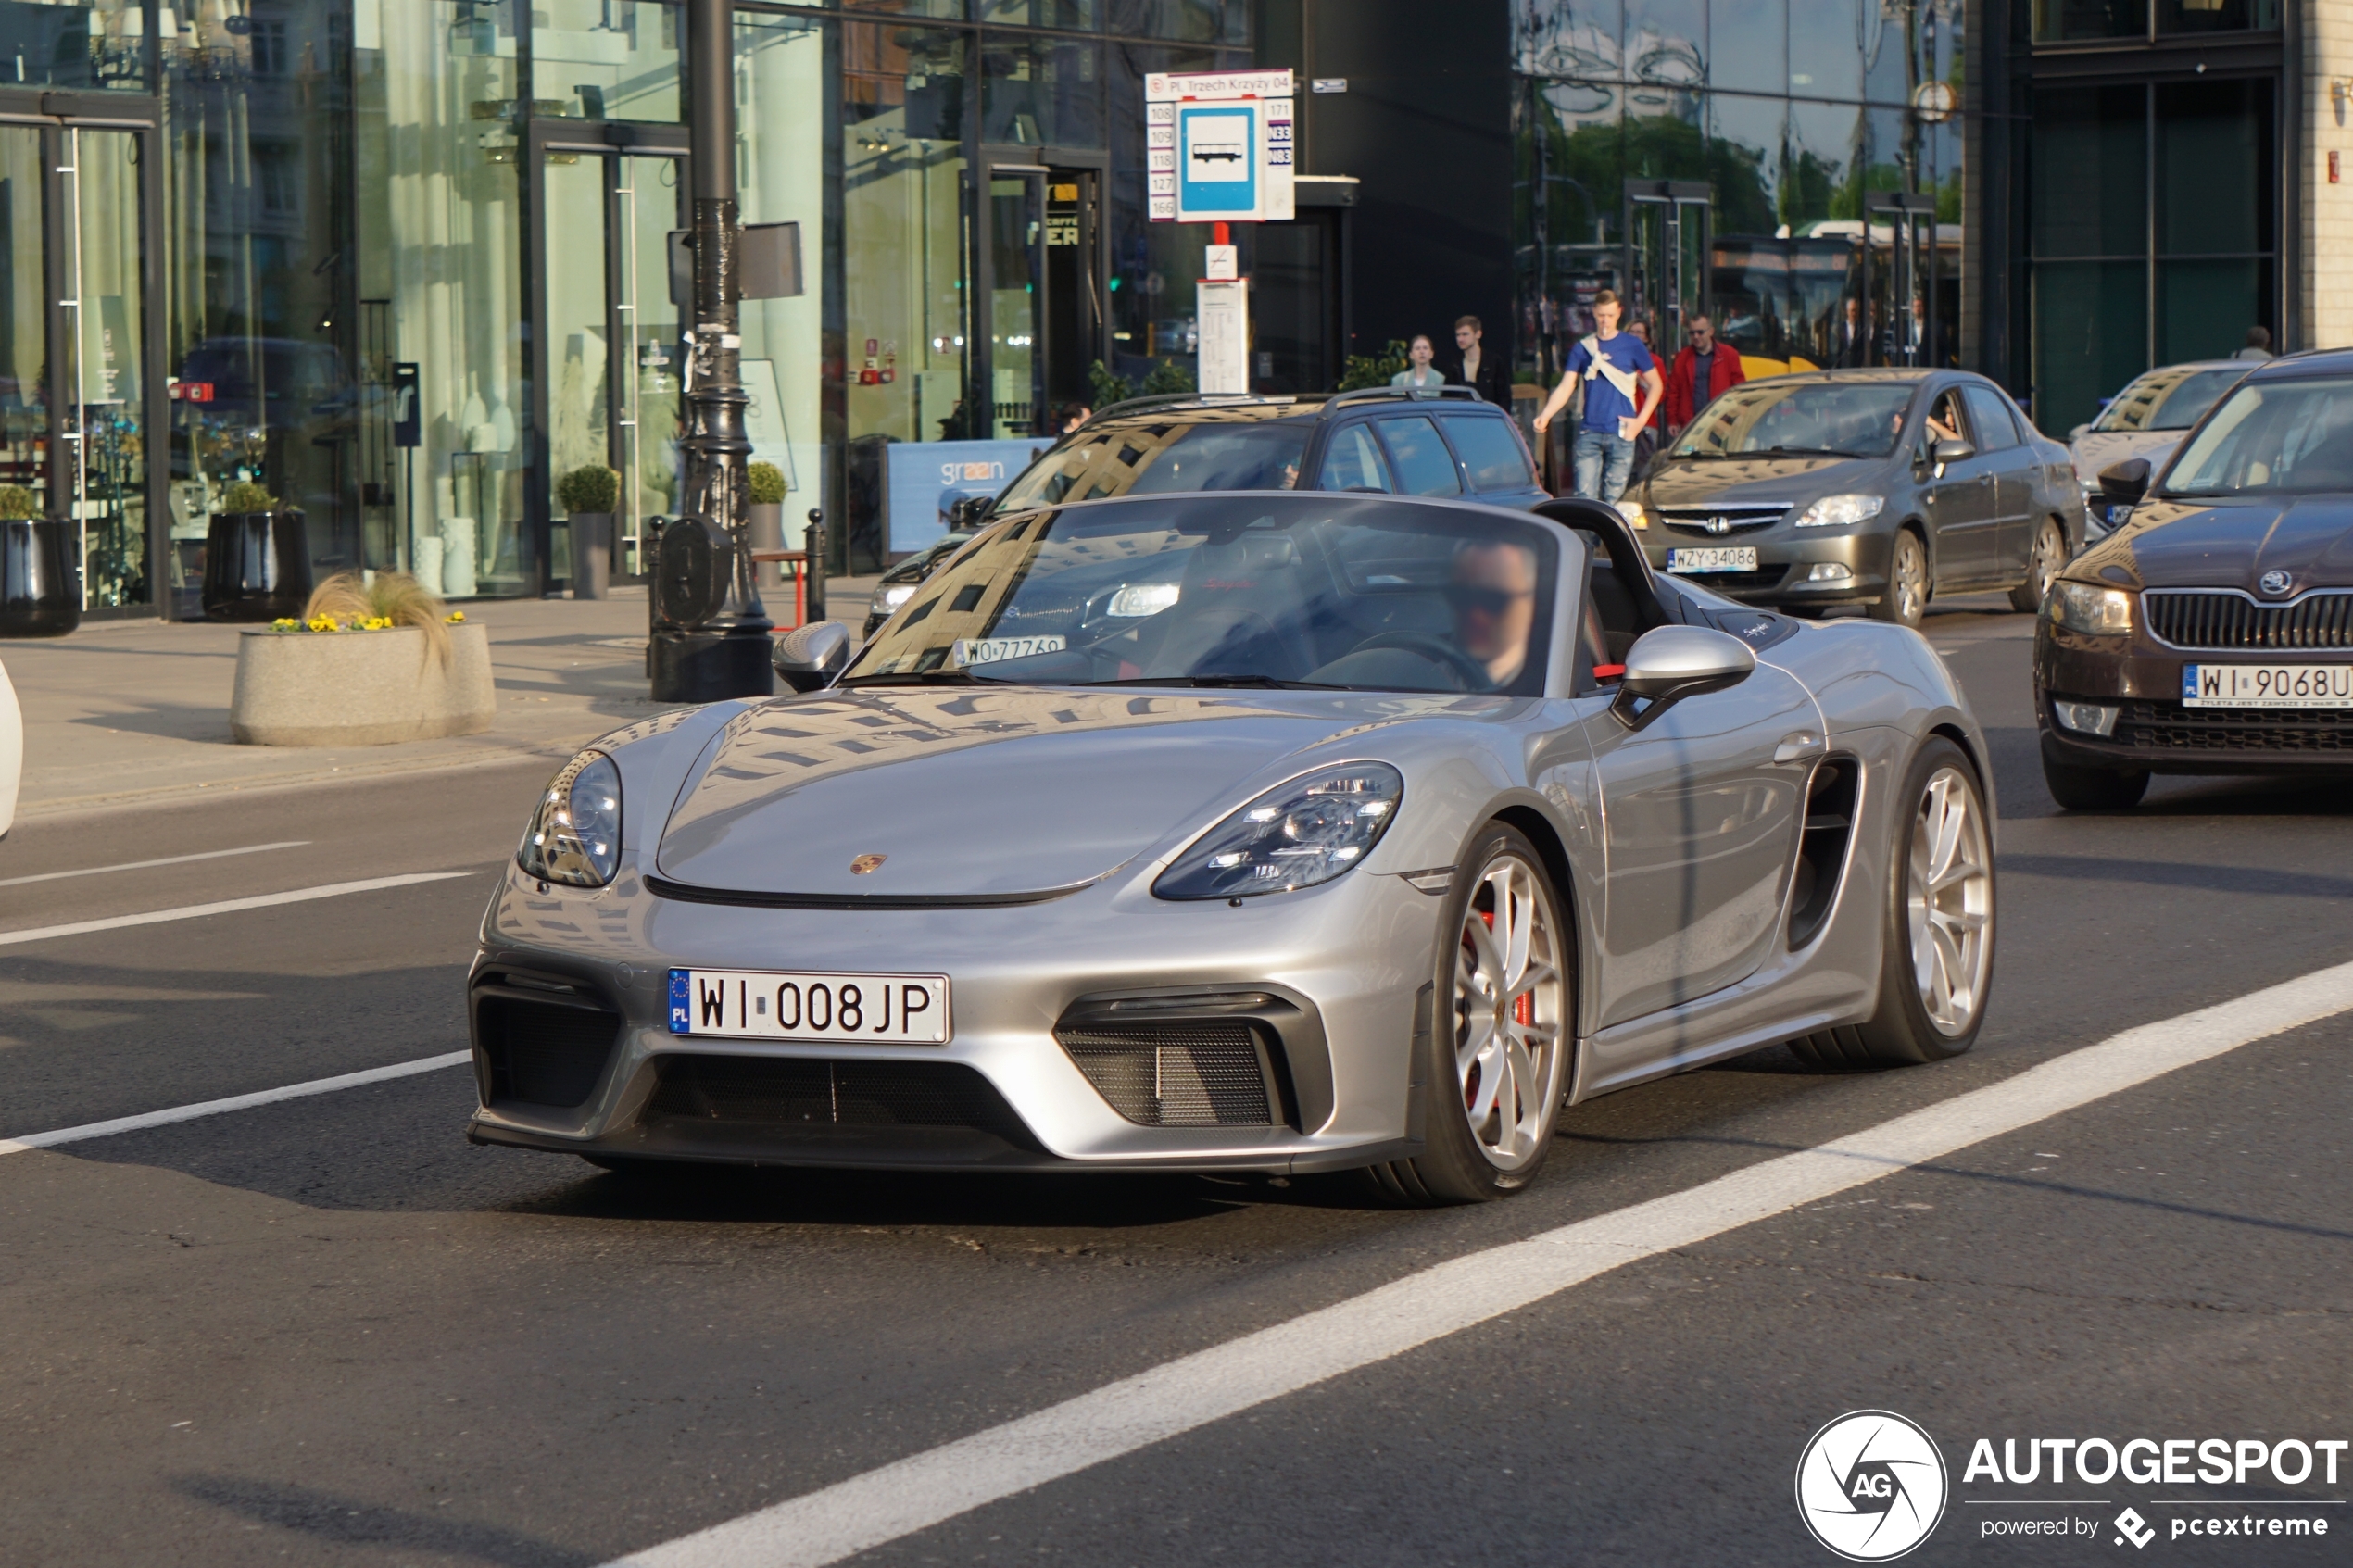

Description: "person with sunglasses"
1660 314 1745 438
1446 539 1541 688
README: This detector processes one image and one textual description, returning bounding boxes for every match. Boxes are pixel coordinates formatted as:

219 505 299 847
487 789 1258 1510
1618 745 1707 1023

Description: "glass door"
0 127 45 521
986 169 1044 437
1627 182 1711 358
62 127 148 609
1041 169 1101 414
539 145 685 581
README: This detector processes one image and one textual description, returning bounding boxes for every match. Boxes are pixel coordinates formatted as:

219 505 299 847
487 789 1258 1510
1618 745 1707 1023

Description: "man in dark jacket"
1660 315 1745 435
1442 315 1512 406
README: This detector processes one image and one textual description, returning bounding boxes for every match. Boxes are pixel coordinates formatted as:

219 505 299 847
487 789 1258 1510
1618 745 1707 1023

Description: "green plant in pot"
554 464 621 516
0 483 36 521
220 480 279 515
747 462 786 506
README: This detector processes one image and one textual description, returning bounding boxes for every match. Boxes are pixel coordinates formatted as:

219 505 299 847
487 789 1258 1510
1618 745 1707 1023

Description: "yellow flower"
306 614 339 632
361 615 393 631
271 618 297 631
446 609 466 623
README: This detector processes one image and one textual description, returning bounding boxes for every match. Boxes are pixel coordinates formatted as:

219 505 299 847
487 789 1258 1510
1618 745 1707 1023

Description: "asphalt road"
1 601 2347 1568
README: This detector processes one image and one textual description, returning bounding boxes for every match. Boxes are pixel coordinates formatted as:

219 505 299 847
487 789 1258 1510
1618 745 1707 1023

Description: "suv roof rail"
1316 385 1482 417
1082 392 1296 426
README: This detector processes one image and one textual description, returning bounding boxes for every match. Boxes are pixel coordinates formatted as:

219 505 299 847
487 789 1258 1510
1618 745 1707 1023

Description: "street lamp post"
648 0 774 702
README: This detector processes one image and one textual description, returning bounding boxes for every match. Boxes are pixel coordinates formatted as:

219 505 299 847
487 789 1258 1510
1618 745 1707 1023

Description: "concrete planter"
231 621 497 746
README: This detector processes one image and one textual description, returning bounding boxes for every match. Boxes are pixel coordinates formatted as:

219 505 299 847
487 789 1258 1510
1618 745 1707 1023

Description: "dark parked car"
2065 359 2249 539
863 526 980 639
859 388 1549 638
2034 349 2353 809
1624 369 2087 628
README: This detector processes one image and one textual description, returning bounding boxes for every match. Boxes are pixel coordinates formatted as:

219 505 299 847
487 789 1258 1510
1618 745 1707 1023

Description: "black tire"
1868 529 1929 629
2008 518 2067 614
1788 738 1993 1070
1363 822 1575 1205
2041 746 2150 811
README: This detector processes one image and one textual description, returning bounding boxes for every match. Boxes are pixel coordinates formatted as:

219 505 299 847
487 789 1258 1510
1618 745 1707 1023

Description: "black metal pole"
649 0 774 702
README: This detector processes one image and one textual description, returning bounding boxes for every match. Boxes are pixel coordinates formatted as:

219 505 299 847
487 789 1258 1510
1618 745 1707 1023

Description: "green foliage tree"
0 483 36 521
1088 359 1135 408
745 462 786 505
554 465 621 514
220 481 278 513
1337 340 1411 393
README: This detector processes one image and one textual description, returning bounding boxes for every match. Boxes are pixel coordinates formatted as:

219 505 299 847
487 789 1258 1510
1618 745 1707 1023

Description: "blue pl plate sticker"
2183 665 2201 701
668 969 691 1033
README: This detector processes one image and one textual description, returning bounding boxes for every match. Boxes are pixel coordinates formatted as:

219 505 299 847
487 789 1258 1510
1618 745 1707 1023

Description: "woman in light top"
1390 334 1447 390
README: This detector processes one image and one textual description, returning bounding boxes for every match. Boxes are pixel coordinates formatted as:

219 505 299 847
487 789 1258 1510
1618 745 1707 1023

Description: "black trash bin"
202 508 311 622
0 518 80 638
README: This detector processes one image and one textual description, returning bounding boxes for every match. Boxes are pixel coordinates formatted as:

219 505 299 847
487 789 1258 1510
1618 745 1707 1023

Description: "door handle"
1773 731 1825 764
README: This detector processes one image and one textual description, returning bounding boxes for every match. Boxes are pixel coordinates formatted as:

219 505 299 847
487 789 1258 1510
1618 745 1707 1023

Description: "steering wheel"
1346 631 1496 692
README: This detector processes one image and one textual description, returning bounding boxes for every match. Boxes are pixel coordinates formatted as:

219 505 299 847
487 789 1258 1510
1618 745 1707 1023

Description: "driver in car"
1447 539 1540 688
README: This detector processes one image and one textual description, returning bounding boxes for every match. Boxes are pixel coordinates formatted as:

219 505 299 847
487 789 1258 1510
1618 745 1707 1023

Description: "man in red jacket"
1661 315 1745 436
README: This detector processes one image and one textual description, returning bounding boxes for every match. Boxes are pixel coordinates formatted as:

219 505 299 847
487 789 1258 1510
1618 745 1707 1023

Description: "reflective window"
1378 417 1462 496
1316 424 1394 492
1441 415 1538 492
2091 367 2246 433
997 417 1309 507
1 0 148 92
983 35 1105 149
1669 380 1917 458
1961 384 2022 450
535 0 681 122
2164 381 2353 497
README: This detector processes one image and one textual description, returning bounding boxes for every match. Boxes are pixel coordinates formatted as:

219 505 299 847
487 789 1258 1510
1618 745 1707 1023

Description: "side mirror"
2097 457 2151 508
773 620 851 693
1931 436 1975 473
947 495 994 529
1609 625 1756 732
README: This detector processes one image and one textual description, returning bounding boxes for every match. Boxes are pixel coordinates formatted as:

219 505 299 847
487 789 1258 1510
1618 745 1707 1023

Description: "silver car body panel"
470 507 1989 1173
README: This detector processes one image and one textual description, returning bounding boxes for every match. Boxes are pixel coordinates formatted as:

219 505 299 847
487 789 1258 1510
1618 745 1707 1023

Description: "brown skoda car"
2034 350 2353 809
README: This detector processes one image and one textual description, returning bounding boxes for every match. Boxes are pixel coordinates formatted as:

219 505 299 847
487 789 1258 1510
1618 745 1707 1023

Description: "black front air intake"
646 1055 1037 1143
472 972 623 1110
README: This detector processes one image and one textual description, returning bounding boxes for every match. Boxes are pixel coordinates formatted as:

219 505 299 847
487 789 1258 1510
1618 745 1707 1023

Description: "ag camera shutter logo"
1795 1410 1950 1561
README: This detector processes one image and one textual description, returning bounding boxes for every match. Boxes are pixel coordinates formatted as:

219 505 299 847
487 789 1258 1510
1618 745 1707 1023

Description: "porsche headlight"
1107 582 1180 617
1793 493 1885 528
517 750 623 887
1153 764 1403 901
878 583 916 613
2047 580 2134 636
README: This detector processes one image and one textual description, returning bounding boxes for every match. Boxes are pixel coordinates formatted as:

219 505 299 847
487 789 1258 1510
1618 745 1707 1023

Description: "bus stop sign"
1146 69 1293 223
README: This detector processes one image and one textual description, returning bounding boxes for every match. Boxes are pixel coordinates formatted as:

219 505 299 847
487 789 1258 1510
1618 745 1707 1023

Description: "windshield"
843 495 1562 696
2093 367 2246 433
995 418 1311 510
1667 380 1915 458
2162 379 2353 497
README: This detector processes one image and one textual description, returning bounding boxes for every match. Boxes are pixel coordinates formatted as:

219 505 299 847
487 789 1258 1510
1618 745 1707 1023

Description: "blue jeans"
1572 428 1637 504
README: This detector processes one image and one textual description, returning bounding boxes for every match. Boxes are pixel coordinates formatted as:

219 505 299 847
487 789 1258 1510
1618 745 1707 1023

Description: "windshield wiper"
837 669 988 686
1749 445 1863 459
1092 674 1348 690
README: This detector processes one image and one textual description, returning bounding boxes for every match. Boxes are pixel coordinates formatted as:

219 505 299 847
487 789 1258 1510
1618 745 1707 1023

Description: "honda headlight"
1793 494 1886 528
878 583 916 613
1154 763 1403 901
2048 580 2134 636
517 750 623 887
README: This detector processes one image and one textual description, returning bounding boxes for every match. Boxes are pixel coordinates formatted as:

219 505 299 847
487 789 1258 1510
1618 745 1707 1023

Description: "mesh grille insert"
477 994 620 1110
1057 1024 1275 1127
2122 700 2353 753
647 1055 1034 1141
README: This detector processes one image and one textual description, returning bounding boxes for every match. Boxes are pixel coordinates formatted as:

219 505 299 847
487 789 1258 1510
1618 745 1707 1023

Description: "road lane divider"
0 871 476 948
604 958 2353 1568
0 1052 473 1156
0 840 312 890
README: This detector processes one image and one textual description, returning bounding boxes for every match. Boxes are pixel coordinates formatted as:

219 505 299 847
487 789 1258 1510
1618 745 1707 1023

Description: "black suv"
861 388 1547 638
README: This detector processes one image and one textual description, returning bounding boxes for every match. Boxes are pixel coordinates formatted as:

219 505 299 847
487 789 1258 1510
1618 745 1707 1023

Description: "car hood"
1641 454 1882 506
2078 495 2353 591
651 686 1454 898
2068 429 2183 486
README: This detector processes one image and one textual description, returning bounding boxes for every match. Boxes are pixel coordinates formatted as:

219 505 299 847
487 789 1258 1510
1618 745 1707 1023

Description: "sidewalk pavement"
0 578 878 822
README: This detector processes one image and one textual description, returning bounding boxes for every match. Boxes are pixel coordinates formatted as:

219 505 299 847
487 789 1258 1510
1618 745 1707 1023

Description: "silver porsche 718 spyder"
468 492 1996 1203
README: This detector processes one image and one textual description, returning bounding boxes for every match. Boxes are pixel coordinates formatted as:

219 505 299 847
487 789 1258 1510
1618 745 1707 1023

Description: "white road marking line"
0 1051 472 1156
0 872 476 949
607 958 2353 1568
0 840 312 889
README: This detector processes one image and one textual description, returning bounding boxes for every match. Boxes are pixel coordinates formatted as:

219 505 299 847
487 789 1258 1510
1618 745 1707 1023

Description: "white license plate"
952 634 1065 666
2181 663 2353 709
668 969 950 1043
1666 546 1757 574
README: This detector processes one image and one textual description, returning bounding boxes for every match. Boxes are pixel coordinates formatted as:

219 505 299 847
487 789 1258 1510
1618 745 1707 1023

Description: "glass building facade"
1511 0 1972 389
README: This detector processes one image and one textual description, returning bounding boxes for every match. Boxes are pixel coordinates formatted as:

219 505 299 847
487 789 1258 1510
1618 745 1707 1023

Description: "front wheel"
1365 822 1573 1205
2009 519 2067 613
1789 739 1993 1069
1868 530 1929 629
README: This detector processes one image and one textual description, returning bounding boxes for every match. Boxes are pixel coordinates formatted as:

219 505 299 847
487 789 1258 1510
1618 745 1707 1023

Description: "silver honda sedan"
468 492 1995 1203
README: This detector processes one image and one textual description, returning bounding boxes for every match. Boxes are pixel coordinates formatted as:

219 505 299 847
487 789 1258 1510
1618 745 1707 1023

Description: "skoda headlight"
2048 580 2134 636
1154 763 1403 901
517 750 623 887
1793 494 1885 529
